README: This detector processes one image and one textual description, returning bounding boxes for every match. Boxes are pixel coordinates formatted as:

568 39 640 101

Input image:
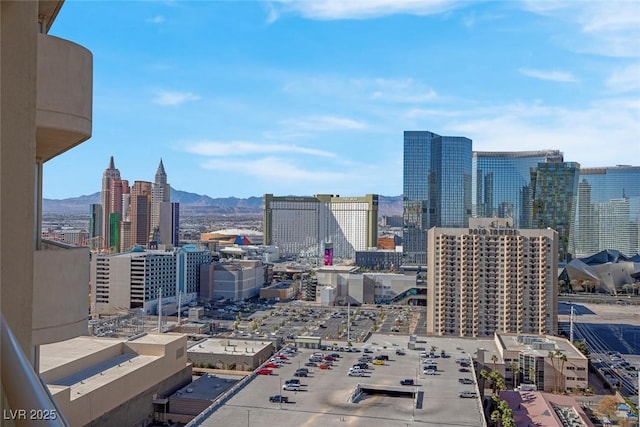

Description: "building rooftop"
187 338 273 356
500 390 595 427
498 333 586 360
171 373 240 402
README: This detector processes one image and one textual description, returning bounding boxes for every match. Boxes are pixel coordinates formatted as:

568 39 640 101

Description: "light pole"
247 409 250 427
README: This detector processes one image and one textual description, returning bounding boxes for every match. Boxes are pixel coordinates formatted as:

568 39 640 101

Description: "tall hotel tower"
150 159 170 237
403 131 472 265
573 165 640 257
472 150 563 227
101 156 122 252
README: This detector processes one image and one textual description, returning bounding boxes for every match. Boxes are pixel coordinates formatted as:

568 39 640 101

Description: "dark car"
396 349 406 356
459 367 470 373
305 362 317 367
269 395 289 403
375 355 389 361
364 349 374 354
294 371 307 377
353 363 369 370
400 379 415 386
459 378 474 384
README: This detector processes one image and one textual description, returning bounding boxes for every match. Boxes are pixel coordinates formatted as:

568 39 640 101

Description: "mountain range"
43 190 403 217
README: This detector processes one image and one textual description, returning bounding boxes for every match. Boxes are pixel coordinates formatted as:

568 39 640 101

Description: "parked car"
256 368 273 375
305 362 317 367
285 378 300 385
396 349 406 356
353 363 369 370
282 383 300 391
400 379 415 386
264 362 280 369
269 395 289 403
294 370 308 377
375 355 390 361
459 391 477 398
364 348 374 354
348 370 364 377
459 378 474 384
459 367 470 373
275 354 289 360
423 369 436 375
372 359 385 366
319 363 331 370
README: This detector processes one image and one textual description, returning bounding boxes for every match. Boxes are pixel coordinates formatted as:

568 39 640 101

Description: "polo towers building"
427 218 558 337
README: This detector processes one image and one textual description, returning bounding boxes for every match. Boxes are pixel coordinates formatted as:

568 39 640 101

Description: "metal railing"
1 315 70 426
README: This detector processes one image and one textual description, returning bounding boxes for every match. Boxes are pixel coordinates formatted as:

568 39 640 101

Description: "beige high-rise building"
0 0 93 415
426 218 558 337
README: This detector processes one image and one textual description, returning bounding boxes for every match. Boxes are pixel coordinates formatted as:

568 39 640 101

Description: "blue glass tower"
473 150 563 227
403 131 472 265
573 166 640 257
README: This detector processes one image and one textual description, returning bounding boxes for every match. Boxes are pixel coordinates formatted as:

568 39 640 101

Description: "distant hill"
42 190 403 217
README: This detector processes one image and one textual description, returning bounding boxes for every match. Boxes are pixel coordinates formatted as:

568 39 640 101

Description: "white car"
423 369 436 375
282 383 300 391
348 370 364 377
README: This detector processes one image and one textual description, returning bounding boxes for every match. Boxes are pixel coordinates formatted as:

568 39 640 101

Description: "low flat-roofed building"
499 390 595 427
165 373 242 423
494 333 589 392
187 338 274 371
260 281 296 300
40 333 191 427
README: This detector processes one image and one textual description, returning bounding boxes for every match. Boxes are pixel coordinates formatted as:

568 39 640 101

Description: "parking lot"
197 334 488 427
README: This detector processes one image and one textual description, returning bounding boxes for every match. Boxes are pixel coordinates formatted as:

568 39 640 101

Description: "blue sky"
43 0 640 199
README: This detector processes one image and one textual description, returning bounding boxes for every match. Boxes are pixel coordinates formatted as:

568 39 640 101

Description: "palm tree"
547 351 556 391
557 352 568 392
491 354 498 372
510 361 519 388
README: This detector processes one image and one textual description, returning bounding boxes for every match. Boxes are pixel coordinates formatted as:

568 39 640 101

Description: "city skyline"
42 1 639 199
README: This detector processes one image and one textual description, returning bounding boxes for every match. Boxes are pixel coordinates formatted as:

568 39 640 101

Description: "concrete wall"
87 366 191 427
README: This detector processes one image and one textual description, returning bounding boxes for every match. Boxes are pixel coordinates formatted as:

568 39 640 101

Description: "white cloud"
280 115 367 131
184 141 336 158
201 156 347 182
152 90 200 106
146 15 165 24
521 1 640 58
283 76 441 105
443 98 640 167
606 63 640 93
519 68 579 83
267 0 465 21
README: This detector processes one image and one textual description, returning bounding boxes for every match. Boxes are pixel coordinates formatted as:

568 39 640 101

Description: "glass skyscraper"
530 161 580 262
572 166 640 257
403 131 472 265
472 150 563 228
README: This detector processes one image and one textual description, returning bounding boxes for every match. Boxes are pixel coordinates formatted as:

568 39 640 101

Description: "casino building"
426 218 558 337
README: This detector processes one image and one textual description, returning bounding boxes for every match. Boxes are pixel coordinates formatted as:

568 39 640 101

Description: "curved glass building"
472 150 563 228
572 166 640 257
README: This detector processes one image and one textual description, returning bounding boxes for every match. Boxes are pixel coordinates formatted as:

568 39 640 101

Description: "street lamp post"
247 409 250 427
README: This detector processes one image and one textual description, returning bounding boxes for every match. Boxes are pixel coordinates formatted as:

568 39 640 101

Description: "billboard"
324 243 333 266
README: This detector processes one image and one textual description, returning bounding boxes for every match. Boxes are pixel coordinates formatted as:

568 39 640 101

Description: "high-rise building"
151 158 170 238
1 0 93 412
529 161 580 262
263 194 378 260
89 203 103 249
130 180 152 246
426 218 558 337
572 166 640 257
90 245 212 316
101 156 122 251
159 201 180 247
403 131 472 265
473 150 563 227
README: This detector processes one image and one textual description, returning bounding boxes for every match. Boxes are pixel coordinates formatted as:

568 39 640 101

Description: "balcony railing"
1 315 70 426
